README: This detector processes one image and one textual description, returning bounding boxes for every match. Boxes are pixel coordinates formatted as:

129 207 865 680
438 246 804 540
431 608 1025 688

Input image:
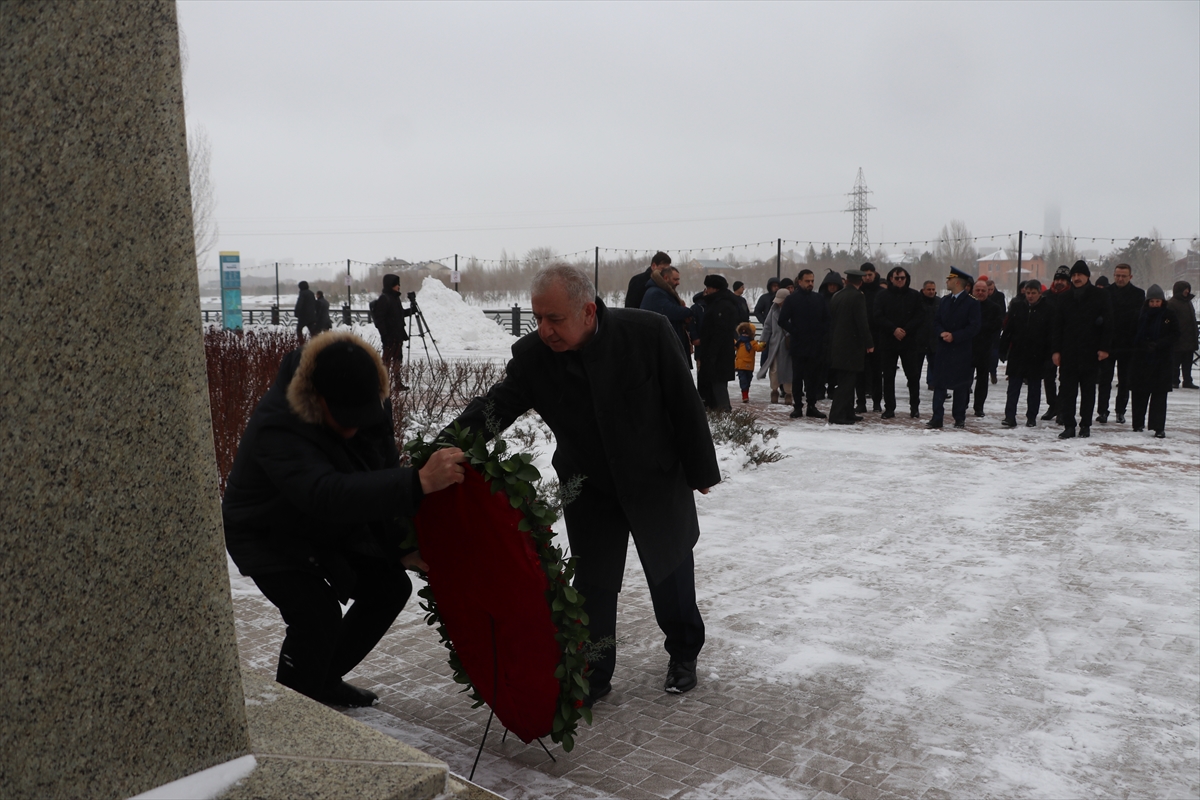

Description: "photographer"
223 332 465 706
372 273 415 373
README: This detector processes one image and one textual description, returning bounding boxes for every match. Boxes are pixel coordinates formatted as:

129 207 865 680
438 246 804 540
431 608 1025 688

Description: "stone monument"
0 2 250 796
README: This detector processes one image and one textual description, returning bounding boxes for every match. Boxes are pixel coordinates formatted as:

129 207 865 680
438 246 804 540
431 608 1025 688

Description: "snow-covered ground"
228 285 1199 798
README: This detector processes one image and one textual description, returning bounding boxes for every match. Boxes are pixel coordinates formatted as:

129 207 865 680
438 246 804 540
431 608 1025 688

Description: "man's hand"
419 447 467 494
894 328 906 341
1098 350 1109 361
1052 352 1061 367
401 550 429 572
940 332 954 343
697 487 711 495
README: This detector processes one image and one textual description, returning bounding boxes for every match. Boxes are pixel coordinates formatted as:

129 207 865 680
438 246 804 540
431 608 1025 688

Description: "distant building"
1171 250 1200 286
686 259 737 272
977 249 1047 285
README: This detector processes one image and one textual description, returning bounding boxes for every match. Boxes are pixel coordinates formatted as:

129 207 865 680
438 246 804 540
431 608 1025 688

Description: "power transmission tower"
844 168 875 260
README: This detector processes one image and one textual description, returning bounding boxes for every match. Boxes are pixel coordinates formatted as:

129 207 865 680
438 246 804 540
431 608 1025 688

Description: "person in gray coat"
756 288 793 404
827 269 874 425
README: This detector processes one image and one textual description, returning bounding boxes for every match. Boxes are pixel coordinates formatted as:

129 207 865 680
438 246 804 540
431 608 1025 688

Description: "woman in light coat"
756 288 793 403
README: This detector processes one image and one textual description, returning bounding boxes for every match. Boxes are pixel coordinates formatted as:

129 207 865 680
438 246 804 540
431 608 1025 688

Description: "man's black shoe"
1132 425 1144 432
855 404 867 413
881 410 895 419
831 417 856 425
973 410 985 417
1025 419 1037 427
317 680 378 708
1059 428 1076 439
953 419 966 429
1182 383 1198 389
1154 430 1166 438
1096 412 1108 424
1116 413 1126 424
872 403 882 412
664 659 697 694
852 415 864 422
583 682 612 708
910 409 921 419
1040 409 1056 421
1001 418 1017 428
1078 427 1090 438
806 407 827 419
991 373 998 385
788 408 804 418
925 419 943 429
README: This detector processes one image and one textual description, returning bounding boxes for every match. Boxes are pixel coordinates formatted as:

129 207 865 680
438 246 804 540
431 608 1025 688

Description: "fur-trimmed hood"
286 331 389 425
649 269 687 307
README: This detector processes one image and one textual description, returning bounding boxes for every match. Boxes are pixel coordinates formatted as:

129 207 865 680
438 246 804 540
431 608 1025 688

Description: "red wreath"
414 466 563 743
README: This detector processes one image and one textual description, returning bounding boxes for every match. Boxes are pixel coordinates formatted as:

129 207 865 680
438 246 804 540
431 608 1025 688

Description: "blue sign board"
219 251 242 330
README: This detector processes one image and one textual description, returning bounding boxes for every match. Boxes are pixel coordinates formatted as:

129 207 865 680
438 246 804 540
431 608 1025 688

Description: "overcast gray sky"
179 0 1199 274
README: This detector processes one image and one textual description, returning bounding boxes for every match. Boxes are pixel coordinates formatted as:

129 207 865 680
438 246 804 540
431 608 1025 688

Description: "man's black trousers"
565 488 705 691
830 369 860 422
880 349 923 413
1058 363 1099 431
789 354 824 410
1096 351 1133 416
252 553 411 699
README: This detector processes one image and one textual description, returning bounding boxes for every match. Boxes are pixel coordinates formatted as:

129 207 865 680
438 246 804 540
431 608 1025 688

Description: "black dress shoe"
664 659 697 694
855 404 867 413
806 407 827 419
872 403 882 412
317 680 379 707
1132 425 1144 432
1079 427 1090 438
1182 383 1198 389
1154 430 1166 438
788 408 804 418
953 420 965 428
1025 419 1037 427
1116 413 1126 423
1001 418 1017 428
583 682 612 708
925 419 943 429
881 410 895 419
1096 412 1108 423
910 409 920 419
1059 428 1076 439
1040 408 1057 421
852 415 864 422
831 417 856 425
973 410 985 417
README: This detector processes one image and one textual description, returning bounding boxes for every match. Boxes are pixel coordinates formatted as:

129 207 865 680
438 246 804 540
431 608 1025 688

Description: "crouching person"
223 331 466 706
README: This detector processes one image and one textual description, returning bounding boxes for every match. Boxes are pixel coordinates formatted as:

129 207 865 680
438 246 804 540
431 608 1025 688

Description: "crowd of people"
627 254 1199 440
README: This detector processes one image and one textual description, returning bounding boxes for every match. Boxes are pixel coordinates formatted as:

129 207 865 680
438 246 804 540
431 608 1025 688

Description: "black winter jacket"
872 284 926 354
1000 296 1052 380
1107 282 1146 351
374 290 412 346
222 333 420 600
778 287 830 361
1052 282 1115 368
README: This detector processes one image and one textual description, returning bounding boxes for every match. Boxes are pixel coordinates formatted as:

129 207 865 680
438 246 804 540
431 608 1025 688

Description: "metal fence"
200 306 537 337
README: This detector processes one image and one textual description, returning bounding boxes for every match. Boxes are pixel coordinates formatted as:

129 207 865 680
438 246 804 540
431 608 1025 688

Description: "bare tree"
523 246 557 270
933 220 978 270
188 124 219 269
1043 228 1077 270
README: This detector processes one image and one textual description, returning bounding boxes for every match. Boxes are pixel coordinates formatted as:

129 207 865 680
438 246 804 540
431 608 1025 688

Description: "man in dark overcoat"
373 273 415 374
1041 266 1072 420
641 264 694 366
970 279 1004 417
314 290 333 333
778 268 830 418
1096 263 1145 423
1168 281 1198 389
454 265 721 703
857 263 884 412
294 280 317 338
927 267 981 429
695 274 741 410
1051 260 1114 438
827 268 874 425
223 332 466 707
872 266 926 419
624 250 672 309
999 280 1053 427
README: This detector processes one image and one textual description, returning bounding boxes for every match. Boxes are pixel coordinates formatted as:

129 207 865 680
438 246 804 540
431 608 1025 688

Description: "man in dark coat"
641 265 694 366
999 280 1053 427
970 279 1004 417
223 332 466 707
778 269 830 418
827 269 874 425
314 290 333 333
857 263 884 412
624 251 672 310
372 273 415 373
927 267 981 429
919 280 940 390
294 280 317 338
454 265 721 702
1051 260 1114 438
1096 263 1145 423
1131 284 1180 437
1168 280 1198 388
986 278 1006 383
695 274 741 411
872 266 926 419
732 281 752 323
753 277 782 324
1041 266 1072 420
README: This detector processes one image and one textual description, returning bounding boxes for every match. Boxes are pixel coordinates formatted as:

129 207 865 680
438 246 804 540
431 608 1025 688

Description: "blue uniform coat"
931 293 981 388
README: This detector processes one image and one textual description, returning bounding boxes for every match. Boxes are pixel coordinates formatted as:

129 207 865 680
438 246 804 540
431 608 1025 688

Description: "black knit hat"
704 274 729 290
1054 265 1071 281
312 341 386 429
1069 260 1091 278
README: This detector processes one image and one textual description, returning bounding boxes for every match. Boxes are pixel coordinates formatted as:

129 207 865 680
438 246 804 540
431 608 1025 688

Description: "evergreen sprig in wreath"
404 422 594 752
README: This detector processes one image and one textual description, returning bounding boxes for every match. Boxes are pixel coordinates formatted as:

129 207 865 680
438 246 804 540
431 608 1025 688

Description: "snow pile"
408 276 518 352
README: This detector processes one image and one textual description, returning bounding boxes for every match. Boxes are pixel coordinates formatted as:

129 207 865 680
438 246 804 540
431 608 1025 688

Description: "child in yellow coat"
735 322 766 403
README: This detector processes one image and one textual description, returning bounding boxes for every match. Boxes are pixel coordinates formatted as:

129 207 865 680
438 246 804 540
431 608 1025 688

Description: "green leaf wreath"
404 422 594 752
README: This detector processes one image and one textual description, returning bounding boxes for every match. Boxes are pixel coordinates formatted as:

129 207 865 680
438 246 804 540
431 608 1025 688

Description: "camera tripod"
405 291 443 365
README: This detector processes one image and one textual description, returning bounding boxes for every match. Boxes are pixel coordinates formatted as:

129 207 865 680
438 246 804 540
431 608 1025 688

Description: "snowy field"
229 279 1199 798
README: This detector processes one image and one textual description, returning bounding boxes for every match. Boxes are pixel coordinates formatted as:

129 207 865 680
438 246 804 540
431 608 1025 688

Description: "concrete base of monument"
211 672 504 800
